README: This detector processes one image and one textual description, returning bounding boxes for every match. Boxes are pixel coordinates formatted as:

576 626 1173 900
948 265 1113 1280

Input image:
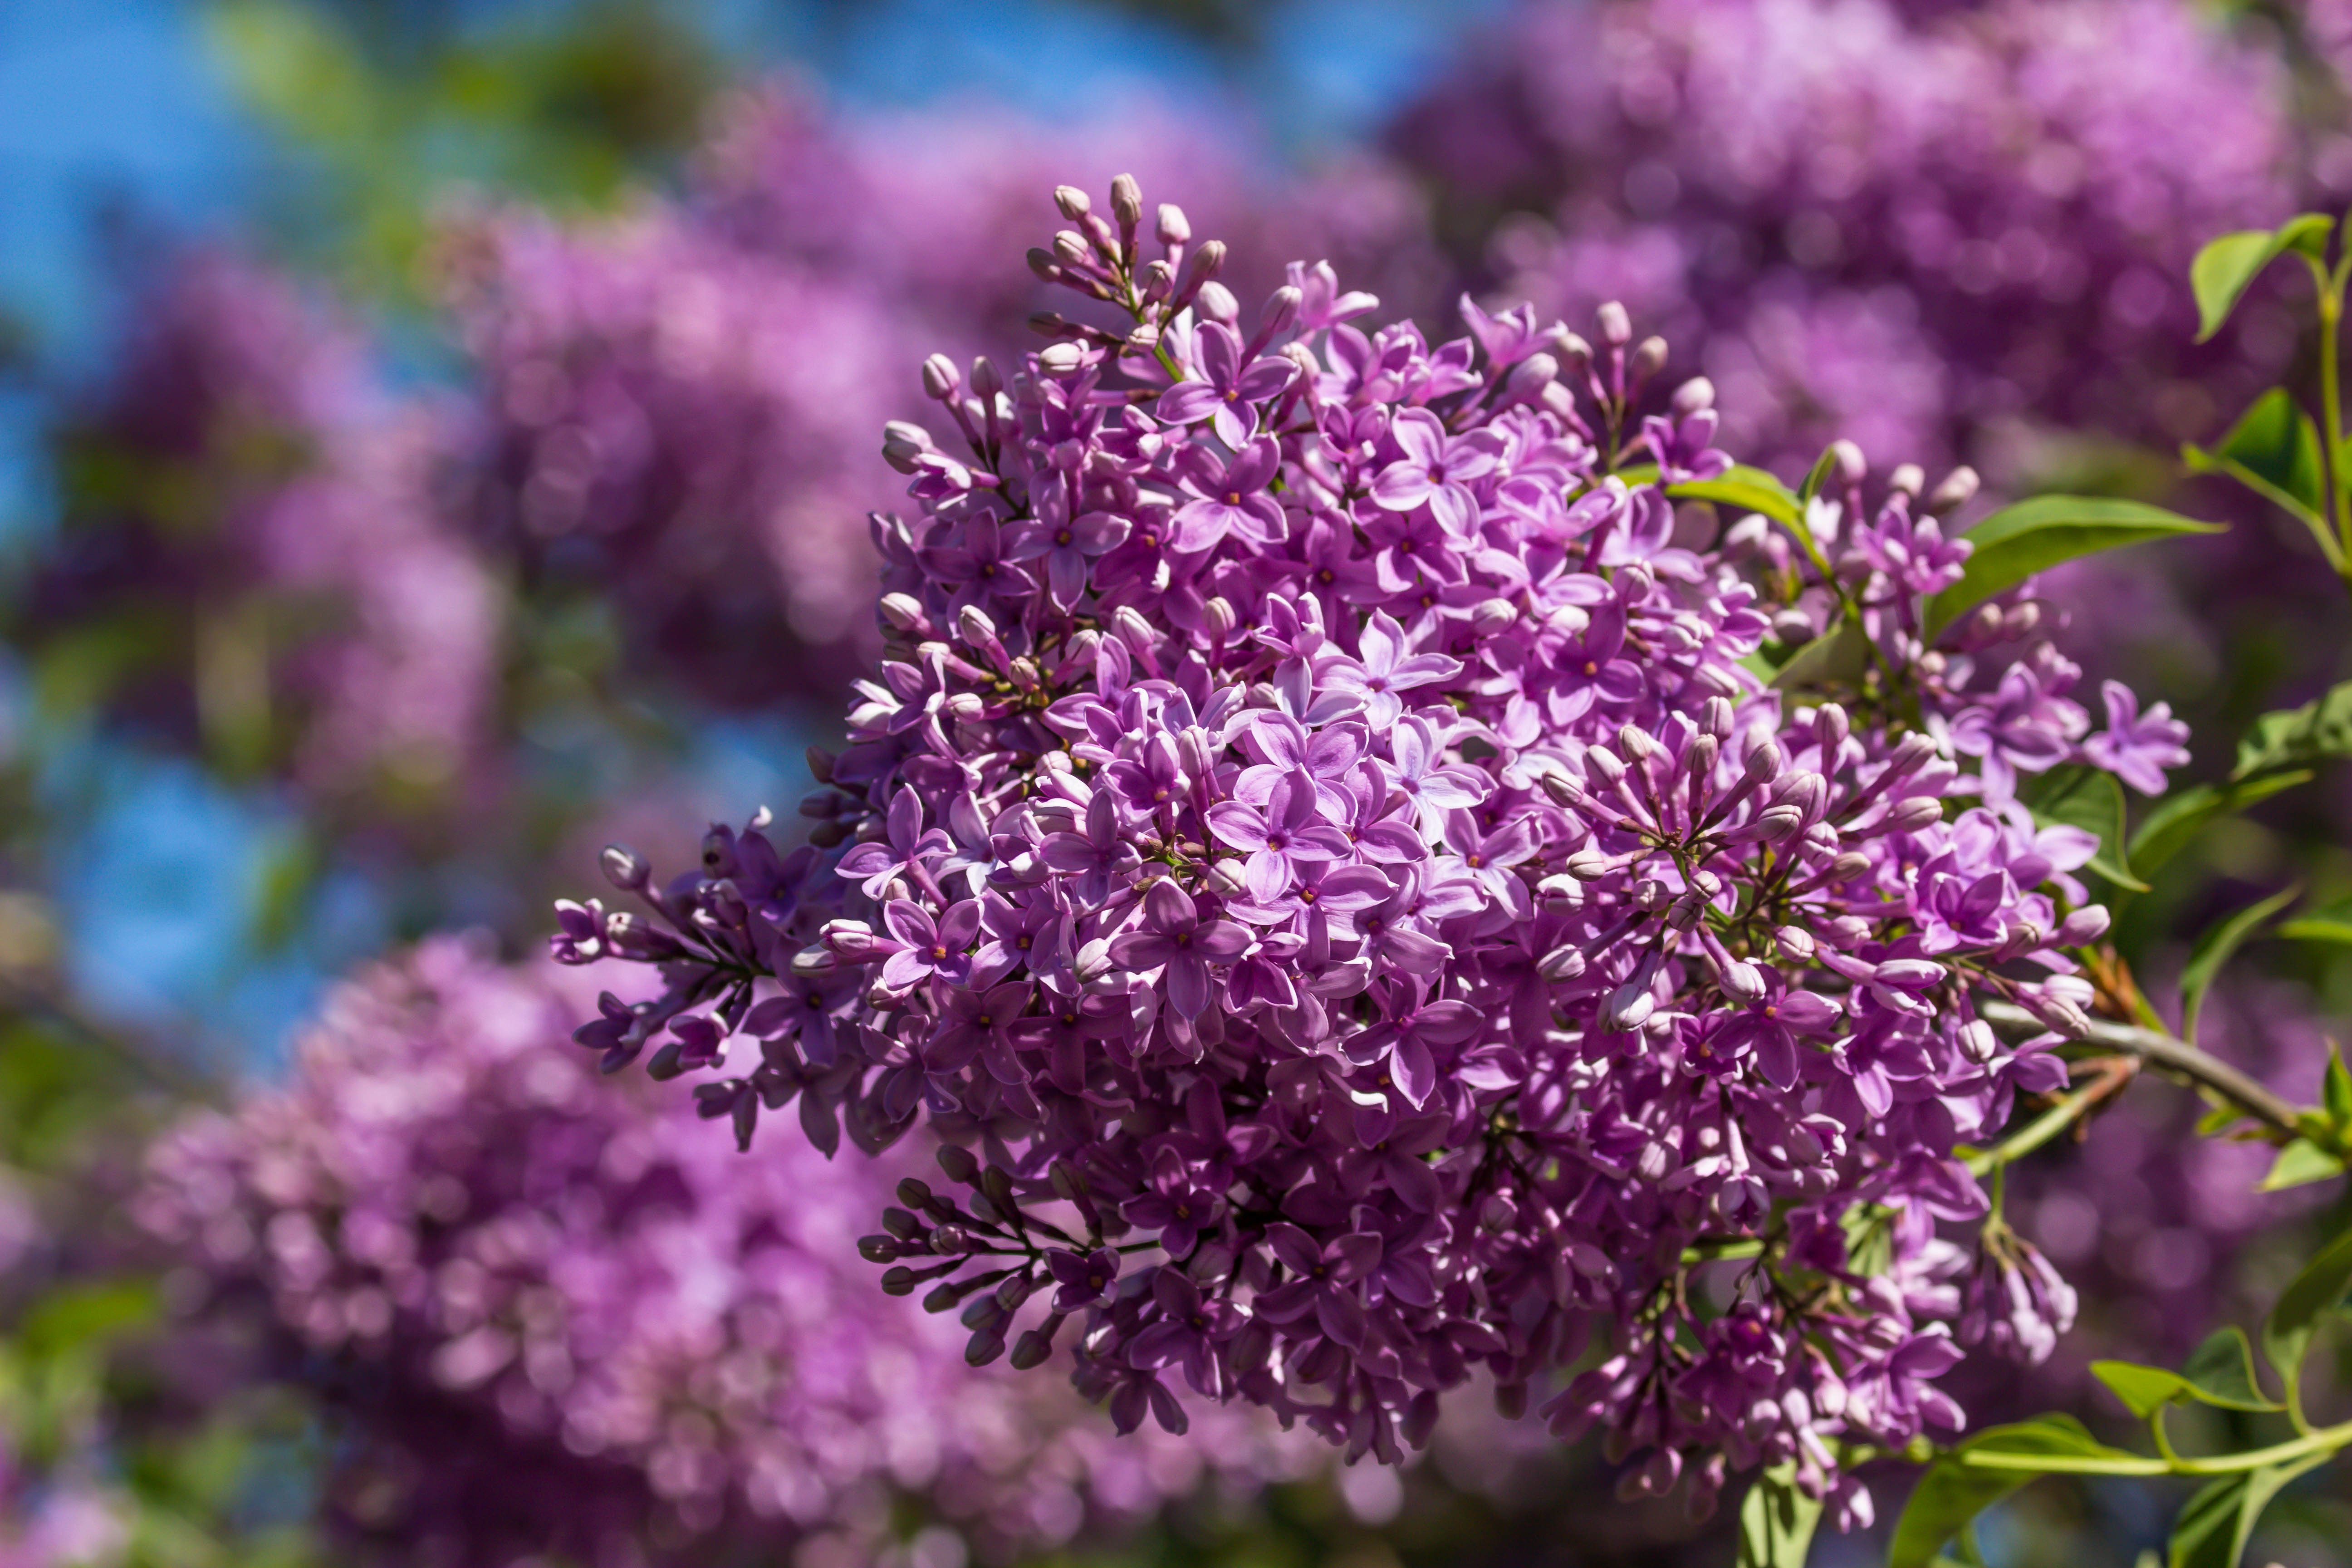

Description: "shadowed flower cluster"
549 182 2187 1532
138 936 1309 1568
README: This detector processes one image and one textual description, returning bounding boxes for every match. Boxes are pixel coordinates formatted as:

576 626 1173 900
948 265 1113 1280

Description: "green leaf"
1888 1416 2121 1568
1799 446 1843 505
1669 463 1805 526
1739 1462 1823 1568
18 1279 159 1361
2180 884 2300 1043
2190 216 2333 343
2279 892 2352 945
2090 1360 2190 1419
1924 496 2223 642
2182 389 2330 539
2179 1326 2284 1411
2089 1327 2281 1417
1770 617 1872 692
2022 764 2148 892
2261 1138 2346 1192
2232 680 2352 779
2261 1222 2352 1396
2131 771 2313 877
2168 1453 2328 1568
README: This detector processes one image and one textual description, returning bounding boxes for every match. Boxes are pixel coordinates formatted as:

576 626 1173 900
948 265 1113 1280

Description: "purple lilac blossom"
32 251 500 820
547 184 2189 1532
448 82 1440 711
137 935 1312 1568
1390 0 2298 478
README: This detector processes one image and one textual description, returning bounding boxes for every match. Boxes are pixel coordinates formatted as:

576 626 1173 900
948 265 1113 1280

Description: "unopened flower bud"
1774 924 1817 961
1505 353 1558 400
1203 859 1248 896
1195 279 1240 324
877 593 927 635
2023 991 2092 1039
1754 804 1804 842
1685 733 1720 782
1110 173 1143 228
1259 284 1300 336
1629 335 1668 381
1139 259 1174 305
1171 239 1226 310
822 919 891 961
1744 735 1784 783
1596 300 1632 347
1075 937 1116 983
943 693 987 723
921 353 961 402
1957 1019 1999 1064
1827 852 1871 882
1156 203 1191 246
1829 439 1867 484
1538 944 1588 981
1666 892 1706 931
1052 230 1091 270
789 944 837 979
1924 465 1980 516
1671 376 1716 416
1564 848 1617 881
1472 597 1517 634
2002 601 2043 640
2056 906 2111 946
1053 185 1091 220
1618 723 1661 764
1888 462 1925 498
1038 342 1086 375
881 420 934 474
970 356 1004 400
1552 328 1592 367
1586 748 1628 788
1717 959 1766 1005
1882 795 1944 833
1604 979 1657 1032
600 845 649 891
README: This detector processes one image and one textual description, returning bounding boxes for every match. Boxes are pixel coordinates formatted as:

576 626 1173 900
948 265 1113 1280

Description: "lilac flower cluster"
34 251 500 819
137 936 1309 1568
446 81 1438 710
1391 0 2297 475
551 182 2192 1529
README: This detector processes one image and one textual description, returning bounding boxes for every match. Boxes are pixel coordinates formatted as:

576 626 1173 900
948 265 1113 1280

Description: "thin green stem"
1958 1413 2352 1479
1978 1001 2308 1146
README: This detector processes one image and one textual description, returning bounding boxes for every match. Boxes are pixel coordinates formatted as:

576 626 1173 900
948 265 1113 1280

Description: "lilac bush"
34 251 500 823
446 82 1438 710
546 176 2233 1541
1391 0 2298 478
138 934 1313 1568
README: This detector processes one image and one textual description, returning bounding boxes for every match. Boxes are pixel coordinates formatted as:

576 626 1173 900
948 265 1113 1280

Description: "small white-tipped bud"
1924 465 1980 516
943 693 987 723
1195 279 1240 324
1743 735 1784 783
790 943 838 979
1505 353 1558 400
956 603 1000 648
880 420 934 474
1618 723 1661 764
969 357 1004 399
921 353 960 401
1671 376 1715 416
1203 596 1238 641
1701 696 1735 739
1075 937 1116 983
1552 328 1593 366
1109 173 1143 228
1054 185 1091 220
1628 335 1668 381
1957 1019 1999 1065
1155 203 1191 246
1203 859 1248 896
1037 342 1086 375
1888 462 1925 498
1259 284 1301 336
1827 851 1872 882
1537 944 1588 981
1882 795 1944 833
1596 300 1632 347
1716 959 1766 1006
2023 991 2092 1040
1471 597 1518 635
1564 848 1617 881
878 592 926 633
2055 906 2112 946
1774 924 1817 961
600 845 650 890
1831 439 1866 484
1052 230 1090 268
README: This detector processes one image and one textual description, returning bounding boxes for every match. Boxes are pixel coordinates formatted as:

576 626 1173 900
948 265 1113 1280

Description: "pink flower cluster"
552 181 2190 1530
139 936 1311 1567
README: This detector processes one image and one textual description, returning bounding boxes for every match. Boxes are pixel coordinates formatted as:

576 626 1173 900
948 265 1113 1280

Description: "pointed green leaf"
1799 445 1843 505
1924 496 2223 642
1888 1416 2121 1568
2261 1138 2345 1192
2181 884 2300 1043
2261 1222 2352 1394
2022 764 2148 892
2169 1453 2328 1568
2090 1359 2189 1419
1669 463 1805 526
2178 1326 2283 1411
1771 617 1872 692
2131 771 2313 877
2182 390 2330 540
2232 680 2352 779
2278 892 2352 946
1739 1462 1823 1568
2191 216 2333 342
